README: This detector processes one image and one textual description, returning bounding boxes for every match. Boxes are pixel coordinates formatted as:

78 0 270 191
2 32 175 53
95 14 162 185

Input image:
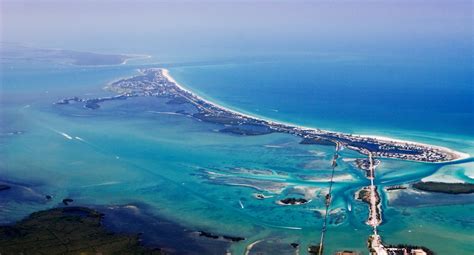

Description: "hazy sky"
1 0 472 58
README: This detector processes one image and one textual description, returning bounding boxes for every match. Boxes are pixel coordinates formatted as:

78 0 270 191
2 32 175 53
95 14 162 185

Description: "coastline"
358 135 471 162
1 43 152 67
121 54 152 65
162 69 469 162
0 207 163 254
162 68 274 125
58 67 468 163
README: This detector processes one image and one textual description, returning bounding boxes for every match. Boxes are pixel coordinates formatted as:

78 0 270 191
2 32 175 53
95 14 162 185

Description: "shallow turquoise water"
2 1 473 253
1 53 473 254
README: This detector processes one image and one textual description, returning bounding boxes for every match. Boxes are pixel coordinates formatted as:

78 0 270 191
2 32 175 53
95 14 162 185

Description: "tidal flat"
1 44 473 254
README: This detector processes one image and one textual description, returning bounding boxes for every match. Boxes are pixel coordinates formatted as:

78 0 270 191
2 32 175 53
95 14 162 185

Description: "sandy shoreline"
421 174 466 183
359 135 470 161
121 54 152 65
162 68 469 162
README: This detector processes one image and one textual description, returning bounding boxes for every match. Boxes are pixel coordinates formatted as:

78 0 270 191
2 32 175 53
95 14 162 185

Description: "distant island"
56 68 469 163
0 43 149 66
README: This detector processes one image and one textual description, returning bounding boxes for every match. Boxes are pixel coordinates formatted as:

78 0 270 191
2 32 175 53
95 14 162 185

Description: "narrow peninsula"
56 68 468 163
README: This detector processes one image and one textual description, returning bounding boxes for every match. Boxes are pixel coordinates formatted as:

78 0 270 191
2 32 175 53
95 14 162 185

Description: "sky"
1 0 472 59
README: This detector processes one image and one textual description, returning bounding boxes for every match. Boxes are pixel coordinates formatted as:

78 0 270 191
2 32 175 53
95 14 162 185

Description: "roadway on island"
367 152 388 255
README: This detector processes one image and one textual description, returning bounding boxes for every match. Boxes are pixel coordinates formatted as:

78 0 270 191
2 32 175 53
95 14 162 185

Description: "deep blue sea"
1 48 473 254
1 1 473 254
169 52 473 137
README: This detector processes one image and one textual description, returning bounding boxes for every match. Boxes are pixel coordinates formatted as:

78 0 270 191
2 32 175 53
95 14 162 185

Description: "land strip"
56 68 469 163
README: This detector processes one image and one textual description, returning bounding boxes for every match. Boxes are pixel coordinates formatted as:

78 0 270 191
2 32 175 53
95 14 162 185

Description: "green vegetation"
0 207 162 255
299 137 336 146
357 188 370 204
412 181 474 194
308 244 323 255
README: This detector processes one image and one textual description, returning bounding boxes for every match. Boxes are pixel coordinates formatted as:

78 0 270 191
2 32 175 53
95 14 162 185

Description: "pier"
315 142 341 255
54 68 438 255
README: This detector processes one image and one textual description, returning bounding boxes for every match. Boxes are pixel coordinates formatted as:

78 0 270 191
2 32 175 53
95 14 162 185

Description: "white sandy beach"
359 135 470 161
161 68 470 162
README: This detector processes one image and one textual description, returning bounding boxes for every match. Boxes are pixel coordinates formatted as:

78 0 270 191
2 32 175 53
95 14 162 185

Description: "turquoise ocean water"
1 50 473 254
1 1 473 253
